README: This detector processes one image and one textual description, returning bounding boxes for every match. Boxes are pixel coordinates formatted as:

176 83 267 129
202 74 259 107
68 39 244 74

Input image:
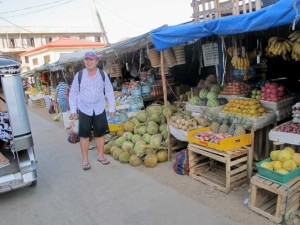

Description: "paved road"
0 111 234 225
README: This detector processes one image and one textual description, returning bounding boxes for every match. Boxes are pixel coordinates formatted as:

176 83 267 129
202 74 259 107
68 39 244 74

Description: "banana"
288 31 300 42
268 37 278 45
283 40 293 52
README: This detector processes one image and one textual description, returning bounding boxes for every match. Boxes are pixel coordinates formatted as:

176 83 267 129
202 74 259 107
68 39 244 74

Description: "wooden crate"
188 143 251 193
32 98 46 108
192 0 262 22
249 175 300 223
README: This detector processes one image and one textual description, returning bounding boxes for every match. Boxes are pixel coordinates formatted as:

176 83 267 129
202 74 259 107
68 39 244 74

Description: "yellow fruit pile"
222 99 267 117
261 147 300 174
27 88 39 95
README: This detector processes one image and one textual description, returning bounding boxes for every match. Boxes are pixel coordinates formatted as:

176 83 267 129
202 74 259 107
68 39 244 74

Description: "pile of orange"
223 98 267 117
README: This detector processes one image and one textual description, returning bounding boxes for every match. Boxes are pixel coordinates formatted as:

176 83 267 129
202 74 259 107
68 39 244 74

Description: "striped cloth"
56 82 69 100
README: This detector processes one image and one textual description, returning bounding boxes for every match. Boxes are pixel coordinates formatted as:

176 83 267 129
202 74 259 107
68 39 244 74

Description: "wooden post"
160 51 172 161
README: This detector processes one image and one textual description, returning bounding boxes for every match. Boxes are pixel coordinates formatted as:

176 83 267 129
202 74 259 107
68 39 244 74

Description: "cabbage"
121 141 134 152
136 111 147 123
144 153 158 168
124 121 135 132
115 136 126 148
147 121 159 135
143 133 151 144
150 134 162 148
159 124 167 133
131 134 142 145
133 140 147 157
122 132 133 141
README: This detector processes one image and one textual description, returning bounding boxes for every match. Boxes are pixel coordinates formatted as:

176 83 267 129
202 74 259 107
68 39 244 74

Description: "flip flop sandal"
82 163 91 170
98 158 110 165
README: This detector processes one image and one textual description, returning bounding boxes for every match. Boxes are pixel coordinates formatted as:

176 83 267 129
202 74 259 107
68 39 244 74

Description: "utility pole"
91 0 109 45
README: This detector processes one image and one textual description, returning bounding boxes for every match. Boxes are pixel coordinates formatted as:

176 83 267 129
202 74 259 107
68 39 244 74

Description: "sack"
173 148 189 175
62 111 71 129
67 132 79 143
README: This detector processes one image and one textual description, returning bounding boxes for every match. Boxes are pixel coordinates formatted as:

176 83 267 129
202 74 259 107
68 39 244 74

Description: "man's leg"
94 136 105 161
80 137 90 165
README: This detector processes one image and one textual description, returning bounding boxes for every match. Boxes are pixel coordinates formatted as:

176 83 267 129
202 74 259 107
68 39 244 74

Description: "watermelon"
210 84 221 94
199 89 209 98
207 99 220 107
207 91 218 100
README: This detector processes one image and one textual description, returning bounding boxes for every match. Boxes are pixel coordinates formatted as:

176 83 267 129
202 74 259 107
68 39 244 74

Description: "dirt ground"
27 106 300 225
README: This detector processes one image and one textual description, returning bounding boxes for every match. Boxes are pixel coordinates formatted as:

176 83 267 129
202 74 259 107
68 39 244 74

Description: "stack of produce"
104 104 177 168
188 84 228 107
265 36 293 61
251 89 262 100
220 82 251 95
260 147 300 174
260 82 289 102
222 98 267 117
273 121 300 134
170 111 210 132
231 55 250 70
192 115 252 144
27 87 40 95
290 30 300 61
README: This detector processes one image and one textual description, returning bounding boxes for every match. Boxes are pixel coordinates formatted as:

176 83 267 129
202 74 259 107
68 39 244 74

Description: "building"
19 37 105 72
0 27 105 60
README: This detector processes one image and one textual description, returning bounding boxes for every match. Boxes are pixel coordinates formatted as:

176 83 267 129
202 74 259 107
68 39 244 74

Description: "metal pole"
92 0 109 45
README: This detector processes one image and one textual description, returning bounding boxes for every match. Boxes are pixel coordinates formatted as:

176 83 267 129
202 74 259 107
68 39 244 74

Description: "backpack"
78 69 106 93
67 131 79 143
173 148 189 175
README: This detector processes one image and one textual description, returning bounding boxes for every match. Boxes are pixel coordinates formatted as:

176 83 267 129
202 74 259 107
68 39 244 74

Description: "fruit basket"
260 96 295 111
188 127 251 151
269 121 300 145
256 158 300 183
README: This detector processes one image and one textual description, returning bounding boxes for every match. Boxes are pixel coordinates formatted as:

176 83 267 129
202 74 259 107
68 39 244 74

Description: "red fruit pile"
275 122 300 134
260 83 288 102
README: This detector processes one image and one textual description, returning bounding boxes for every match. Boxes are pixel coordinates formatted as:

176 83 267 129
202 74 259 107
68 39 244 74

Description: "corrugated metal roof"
19 38 105 56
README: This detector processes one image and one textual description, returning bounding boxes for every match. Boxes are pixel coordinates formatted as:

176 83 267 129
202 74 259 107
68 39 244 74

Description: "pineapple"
233 117 252 136
228 115 237 136
211 115 221 133
219 116 229 134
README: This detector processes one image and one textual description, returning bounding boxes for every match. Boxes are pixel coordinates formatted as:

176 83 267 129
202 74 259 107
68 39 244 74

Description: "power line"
0 0 72 15
1 0 76 18
0 17 33 33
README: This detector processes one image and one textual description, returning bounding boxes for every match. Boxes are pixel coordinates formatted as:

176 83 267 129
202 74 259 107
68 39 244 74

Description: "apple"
256 90 262 95
262 87 267 93
256 96 261 100
252 90 257 95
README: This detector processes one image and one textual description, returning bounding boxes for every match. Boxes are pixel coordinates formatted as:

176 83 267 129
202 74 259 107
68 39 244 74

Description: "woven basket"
110 63 122 77
172 45 186 65
162 49 176 67
148 48 160 68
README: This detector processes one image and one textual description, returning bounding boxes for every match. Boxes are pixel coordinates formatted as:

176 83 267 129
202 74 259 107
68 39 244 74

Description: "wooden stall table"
188 143 252 193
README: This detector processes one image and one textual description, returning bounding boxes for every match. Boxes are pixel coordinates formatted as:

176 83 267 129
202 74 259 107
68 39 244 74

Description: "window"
27 37 35 47
95 36 101 42
25 56 29 63
9 38 15 48
32 58 38 65
44 55 50 64
45 37 52 43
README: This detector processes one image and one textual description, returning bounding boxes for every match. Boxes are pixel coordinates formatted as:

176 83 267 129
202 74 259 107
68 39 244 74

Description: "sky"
0 0 192 43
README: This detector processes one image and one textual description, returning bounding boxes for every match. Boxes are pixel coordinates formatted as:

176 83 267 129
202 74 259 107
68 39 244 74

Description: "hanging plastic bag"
62 111 71 129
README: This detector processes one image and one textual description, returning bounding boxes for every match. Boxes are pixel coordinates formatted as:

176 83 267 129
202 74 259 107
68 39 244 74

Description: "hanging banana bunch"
231 55 250 70
265 36 293 61
289 30 300 61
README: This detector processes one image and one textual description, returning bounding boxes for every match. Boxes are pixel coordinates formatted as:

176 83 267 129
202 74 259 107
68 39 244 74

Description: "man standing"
69 51 115 170
54 77 69 113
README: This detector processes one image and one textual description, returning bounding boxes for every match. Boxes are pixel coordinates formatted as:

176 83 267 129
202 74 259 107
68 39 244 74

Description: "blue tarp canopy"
151 0 300 50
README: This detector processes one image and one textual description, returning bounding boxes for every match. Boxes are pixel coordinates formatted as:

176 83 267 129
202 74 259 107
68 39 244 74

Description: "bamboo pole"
160 51 172 161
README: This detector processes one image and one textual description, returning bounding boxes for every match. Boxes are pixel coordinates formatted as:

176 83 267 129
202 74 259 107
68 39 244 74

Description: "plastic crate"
188 127 252 151
256 158 300 183
109 123 124 132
